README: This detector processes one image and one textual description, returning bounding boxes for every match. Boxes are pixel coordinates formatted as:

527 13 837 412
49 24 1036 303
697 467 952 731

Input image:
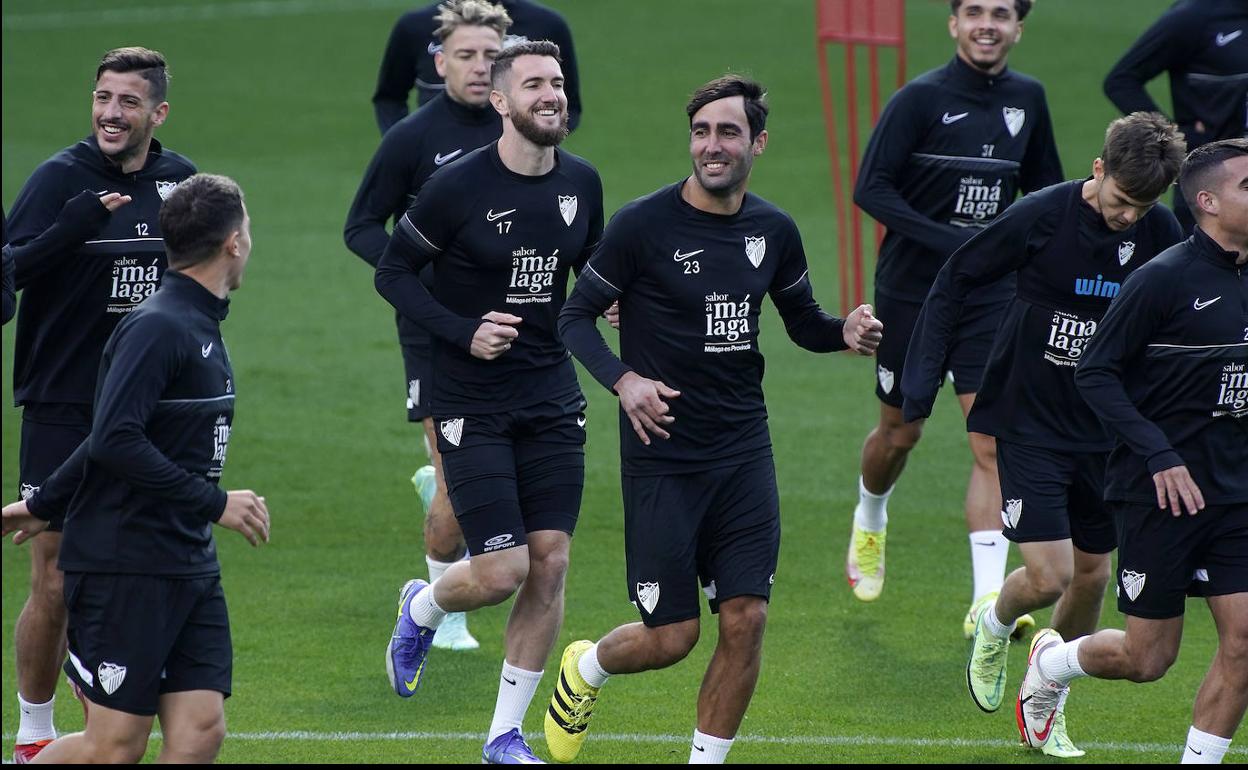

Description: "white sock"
487 662 543 742
969 531 1008 603
853 476 891 532
1038 637 1088 685
577 643 610 688
408 581 447 628
1182 726 1231 764
426 556 454 583
16 694 56 743
982 603 1015 639
690 729 733 764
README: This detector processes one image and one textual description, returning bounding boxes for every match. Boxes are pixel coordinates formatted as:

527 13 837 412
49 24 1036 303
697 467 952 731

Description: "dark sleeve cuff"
206 487 228 523
1145 450 1183 476
25 494 53 522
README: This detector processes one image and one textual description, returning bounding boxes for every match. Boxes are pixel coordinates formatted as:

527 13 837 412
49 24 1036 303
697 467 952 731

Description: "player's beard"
511 103 569 147
96 118 155 169
693 155 752 196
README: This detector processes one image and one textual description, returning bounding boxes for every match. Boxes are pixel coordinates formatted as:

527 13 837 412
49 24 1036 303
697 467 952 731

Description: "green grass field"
3 0 1242 763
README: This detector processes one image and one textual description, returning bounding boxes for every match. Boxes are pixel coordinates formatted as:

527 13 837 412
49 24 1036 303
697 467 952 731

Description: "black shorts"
436 392 586 557
996 441 1116 554
63 573 232 716
622 456 780 628
873 292 1005 408
1114 502 1248 619
402 339 433 423
20 405 92 534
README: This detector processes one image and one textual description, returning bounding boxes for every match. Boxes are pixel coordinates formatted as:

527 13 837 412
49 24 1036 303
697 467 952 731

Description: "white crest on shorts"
1121 569 1146 602
407 379 420 410
637 582 660 614
1193 568 1209 582
745 236 766 268
1118 241 1135 266
440 418 464 447
155 180 179 200
1003 107 1026 137
1003 499 1023 529
19 483 40 501
558 195 578 226
877 365 894 394
98 662 127 695
702 580 717 600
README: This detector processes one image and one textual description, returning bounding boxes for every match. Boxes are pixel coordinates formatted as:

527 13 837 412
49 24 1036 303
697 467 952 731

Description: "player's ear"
489 87 508 117
947 14 958 40
151 101 169 127
753 130 768 156
434 50 448 79
1014 20 1023 43
1091 157 1105 182
1196 189 1218 218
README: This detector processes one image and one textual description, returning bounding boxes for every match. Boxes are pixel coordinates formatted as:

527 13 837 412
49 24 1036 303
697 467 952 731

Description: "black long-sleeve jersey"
1104 0 1248 149
27 272 236 576
345 94 502 344
903 180 1183 451
1075 229 1247 505
372 0 581 135
855 56 1064 305
375 143 603 415
8 136 196 407
2 213 12 325
558 182 847 476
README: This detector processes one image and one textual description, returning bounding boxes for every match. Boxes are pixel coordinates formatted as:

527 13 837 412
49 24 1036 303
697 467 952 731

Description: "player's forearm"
343 218 389 268
88 425 228 522
558 290 631 392
373 100 408 136
1103 73 1162 118
1074 365 1178 473
25 439 90 524
375 243 478 350
854 181 968 256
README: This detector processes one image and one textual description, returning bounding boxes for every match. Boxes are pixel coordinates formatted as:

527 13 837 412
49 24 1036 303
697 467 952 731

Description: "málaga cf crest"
1118 241 1135 266
744 236 766 268
558 195 577 226
1002 107 1026 137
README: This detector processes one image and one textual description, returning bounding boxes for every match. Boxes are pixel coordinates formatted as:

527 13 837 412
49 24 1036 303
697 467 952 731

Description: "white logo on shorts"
440 418 464 447
1121 570 1147 602
483 534 514 552
1193 568 1209 583
702 580 717 600
98 662 127 695
1003 499 1023 529
407 379 420 410
877 365 894 394
637 582 660 614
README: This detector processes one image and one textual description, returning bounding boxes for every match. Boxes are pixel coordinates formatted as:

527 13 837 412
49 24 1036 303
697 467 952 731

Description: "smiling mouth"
704 161 727 172
99 123 128 136
534 106 559 117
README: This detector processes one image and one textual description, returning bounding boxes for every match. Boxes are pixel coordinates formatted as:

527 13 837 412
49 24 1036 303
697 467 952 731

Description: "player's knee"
1026 563 1072 601
719 601 768 647
478 570 525 604
165 718 226 763
883 421 922 452
652 622 700 666
88 731 149 764
968 433 997 470
1130 649 1178 683
30 563 65 613
1072 555 1112 590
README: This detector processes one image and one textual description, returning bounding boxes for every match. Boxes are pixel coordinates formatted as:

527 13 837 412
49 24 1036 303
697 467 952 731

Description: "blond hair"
434 0 511 43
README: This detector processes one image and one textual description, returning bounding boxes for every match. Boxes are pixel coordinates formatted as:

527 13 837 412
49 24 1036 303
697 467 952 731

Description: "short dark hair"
159 174 246 269
950 0 1033 21
686 75 769 141
1101 112 1186 202
1180 138 1248 217
490 40 561 89
96 47 169 104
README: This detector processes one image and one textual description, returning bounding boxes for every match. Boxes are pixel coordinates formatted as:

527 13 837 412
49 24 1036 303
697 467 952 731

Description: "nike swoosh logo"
1216 30 1242 46
1193 296 1221 310
693 745 705 753
202 343 213 358
673 249 704 261
503 676 517 686
1188 746 1203 756
974 541 997 547
942 111 969 124
434 149 462 166
486 208 516 222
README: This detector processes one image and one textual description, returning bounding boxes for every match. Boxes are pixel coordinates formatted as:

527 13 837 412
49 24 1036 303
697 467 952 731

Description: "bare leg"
433 546 529 612
421 419 466 563
1192 593 1248 738
32 700 151 764
1050 546 1111 639
1076 614 1184 682
696 597 768 738
859 404 922 494
957 394 1001 534
16 532 67 705
502 531 571 671
155 690 226 764
595 619 701 675
995 539 1074 624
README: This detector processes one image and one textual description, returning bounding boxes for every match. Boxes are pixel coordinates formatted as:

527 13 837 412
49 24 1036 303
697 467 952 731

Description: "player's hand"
1152 466 1204 517
603 301 620 329
843 304 883 355
470 311 521 360
218 490 270 546
2 500 49 546
613 371 680 445
99 192 132 212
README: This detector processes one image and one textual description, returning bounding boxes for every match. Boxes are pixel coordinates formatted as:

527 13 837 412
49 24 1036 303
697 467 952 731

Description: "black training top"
28 272 236 577
1075 228 1248 504
8 136 196 408
375 142 603 415
903 180 1183 451
855 56 1063 305
1104 0 1248 148
345 93 502 344
559 182 847 476
372 0 581 135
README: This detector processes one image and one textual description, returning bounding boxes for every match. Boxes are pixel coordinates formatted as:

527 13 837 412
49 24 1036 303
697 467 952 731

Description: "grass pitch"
3 0 1238 763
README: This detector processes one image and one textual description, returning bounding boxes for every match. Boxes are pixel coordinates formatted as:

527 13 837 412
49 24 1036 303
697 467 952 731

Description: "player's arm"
86 316 232 522
372 12 421 135
767 220 867 354
11 191 130 289
853 89 974 256
1103 5 1197 117
901 193 1053 422
1018 95 1064 194
2 243 13 325
1074 266 1203 516
344 131 413 268
12 437 92 538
